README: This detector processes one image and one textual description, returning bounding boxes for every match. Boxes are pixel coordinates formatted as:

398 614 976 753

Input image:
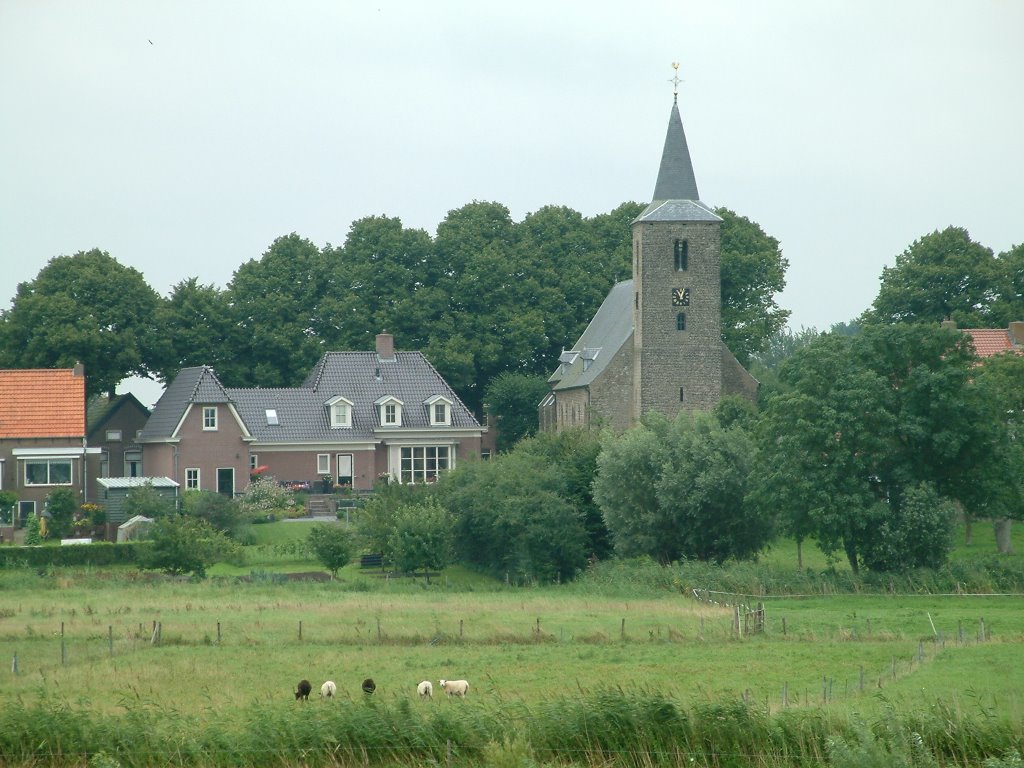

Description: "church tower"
632 73 723 420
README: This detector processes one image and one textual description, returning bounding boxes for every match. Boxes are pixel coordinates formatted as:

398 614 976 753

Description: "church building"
540 83 758 432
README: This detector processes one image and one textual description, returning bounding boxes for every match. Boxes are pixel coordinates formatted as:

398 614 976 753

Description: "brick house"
137 333 485 495
541 96 757 432
86 392 151 502
0 364 102 538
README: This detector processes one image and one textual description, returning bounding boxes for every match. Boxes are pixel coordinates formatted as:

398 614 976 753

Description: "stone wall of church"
633 219 723 419
721 346 759 403
588 337 635 432
553 387 589 430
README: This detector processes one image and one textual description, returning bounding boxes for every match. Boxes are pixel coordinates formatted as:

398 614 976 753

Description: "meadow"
1 520 1023 767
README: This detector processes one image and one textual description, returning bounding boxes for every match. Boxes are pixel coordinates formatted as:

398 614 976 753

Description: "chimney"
1009 321 1024 347
376 331 395 361
72 362 85 377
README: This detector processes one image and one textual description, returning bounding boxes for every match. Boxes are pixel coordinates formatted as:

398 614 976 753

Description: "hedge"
0 541 154 568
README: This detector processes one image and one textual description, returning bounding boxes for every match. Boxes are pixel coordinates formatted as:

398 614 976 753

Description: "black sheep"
361 678 376 695
295 679 312 700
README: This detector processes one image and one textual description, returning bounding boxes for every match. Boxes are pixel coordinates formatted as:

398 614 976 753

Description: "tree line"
0 201 789 415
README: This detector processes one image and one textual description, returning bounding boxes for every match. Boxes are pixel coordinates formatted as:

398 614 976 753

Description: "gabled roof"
550 280 634 391
230 351 479 442
143 352 482 445
87 392 151 437
138 366 231 440
0 368 86 438
962 328 1023 358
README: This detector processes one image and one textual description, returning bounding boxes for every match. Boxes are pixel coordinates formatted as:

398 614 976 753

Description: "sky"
2 1 1022 407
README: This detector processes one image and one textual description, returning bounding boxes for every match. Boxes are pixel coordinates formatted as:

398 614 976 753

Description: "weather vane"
670 62 682 103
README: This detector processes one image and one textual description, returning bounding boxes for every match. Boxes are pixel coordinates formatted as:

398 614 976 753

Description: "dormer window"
326 396 353 428
375 395 403 427
425 394 453 426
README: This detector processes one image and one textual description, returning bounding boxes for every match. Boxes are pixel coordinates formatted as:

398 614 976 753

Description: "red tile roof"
0 369 86 438
962 329 1022 358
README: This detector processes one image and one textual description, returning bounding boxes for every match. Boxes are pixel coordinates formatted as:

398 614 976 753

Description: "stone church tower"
540 85 757 433
632 94 724 418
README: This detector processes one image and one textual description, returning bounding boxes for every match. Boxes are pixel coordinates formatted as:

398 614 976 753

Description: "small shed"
96 476 179 525
116 515 155 542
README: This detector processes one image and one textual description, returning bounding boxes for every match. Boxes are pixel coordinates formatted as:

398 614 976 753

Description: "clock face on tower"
672 287 690 307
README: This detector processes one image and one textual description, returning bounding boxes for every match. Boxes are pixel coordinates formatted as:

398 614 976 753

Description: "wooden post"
866 618 871 636
733 606 741 637
782 681 788 707
108 625 113 657
699 615 704 637
299 620 303 641
459 619 463 638
891 657 896 679
61 622 67 666
917 642 924 663
958 620 964 645
859 665 865 692
980 618 986 642
536 617 541 636
217 622 221 645
377 617 382 642
12 653 18 675
782 616 787 636
620 618 625 640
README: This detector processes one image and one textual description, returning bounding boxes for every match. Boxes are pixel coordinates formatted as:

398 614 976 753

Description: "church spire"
652 63 700 202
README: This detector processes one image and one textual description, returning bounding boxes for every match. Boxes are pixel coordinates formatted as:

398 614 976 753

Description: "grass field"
1 521 1023 766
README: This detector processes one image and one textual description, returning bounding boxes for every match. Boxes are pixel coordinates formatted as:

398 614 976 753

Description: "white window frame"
202 406 218 431
186 468 200 490
105 429 122 441
317 454 330 475
327 396 353 428
24 459 73 486
249 454 258 471
399 445 451 484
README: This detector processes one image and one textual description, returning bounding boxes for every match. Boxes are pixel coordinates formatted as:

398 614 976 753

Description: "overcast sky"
2 1 1021 406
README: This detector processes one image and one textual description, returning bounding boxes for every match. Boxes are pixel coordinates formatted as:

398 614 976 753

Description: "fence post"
782 681 788 707
377 618 382 642
61 622 67 666
859 665 864 692
620 618 625 640
782 616 786 636
217 621 221 645
459 619 463 638
108 625 113 657
733 606 740 638
299 621 303 641
979 618 986 642
12 653 18 675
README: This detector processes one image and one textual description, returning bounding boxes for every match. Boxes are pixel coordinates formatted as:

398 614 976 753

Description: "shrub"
307 523 355 577
137 514 240 578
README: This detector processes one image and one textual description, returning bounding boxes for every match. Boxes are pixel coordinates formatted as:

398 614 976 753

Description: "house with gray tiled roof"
138 333 485 495
540 92 757 433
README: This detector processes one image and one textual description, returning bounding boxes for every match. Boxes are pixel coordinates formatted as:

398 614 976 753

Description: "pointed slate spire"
652 100 700 202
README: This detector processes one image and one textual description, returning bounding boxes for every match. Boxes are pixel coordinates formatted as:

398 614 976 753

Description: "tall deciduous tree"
0 249 161 397
595 411 767 564
717 208 791 364
754 324 1000 571
152 278 243 385
228 233 330 387
865 227 1001 327
483 372 552 451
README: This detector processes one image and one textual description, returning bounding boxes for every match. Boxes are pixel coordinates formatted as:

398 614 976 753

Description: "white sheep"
439 679 469 697
417 680 433 699
320 680 337 698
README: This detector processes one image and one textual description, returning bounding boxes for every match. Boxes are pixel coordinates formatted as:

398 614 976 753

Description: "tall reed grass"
0 689 1019 767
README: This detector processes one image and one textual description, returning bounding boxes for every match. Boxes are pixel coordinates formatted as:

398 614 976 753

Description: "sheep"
361 678 376 695
295 679 312 700
417 680 433 699
439 679 469 697
320 680 337 699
